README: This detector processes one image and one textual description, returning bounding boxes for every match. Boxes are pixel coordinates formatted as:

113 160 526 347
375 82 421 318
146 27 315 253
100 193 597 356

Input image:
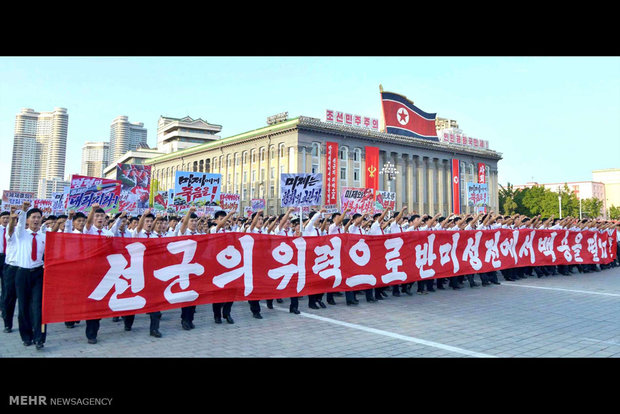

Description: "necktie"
31 232 37 262
359 228 362 235
158 234 162 238
146 232 151 238
120 231 125 238
338 228 342 234
191 232 195 235
316 229 320 236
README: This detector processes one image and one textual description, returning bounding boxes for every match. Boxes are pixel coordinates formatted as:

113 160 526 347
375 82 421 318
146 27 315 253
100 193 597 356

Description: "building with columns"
144 115 502 216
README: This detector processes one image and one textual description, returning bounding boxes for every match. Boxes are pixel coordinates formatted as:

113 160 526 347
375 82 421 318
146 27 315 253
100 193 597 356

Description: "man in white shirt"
110 211 131 238
302 209 329 310
175 207 201 329
13 202 46 349
0 211 8 321
2 209 18 333
211 209 237 324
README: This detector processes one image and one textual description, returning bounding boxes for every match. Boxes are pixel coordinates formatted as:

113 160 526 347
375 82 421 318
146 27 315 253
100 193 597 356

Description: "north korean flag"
381 90 438 141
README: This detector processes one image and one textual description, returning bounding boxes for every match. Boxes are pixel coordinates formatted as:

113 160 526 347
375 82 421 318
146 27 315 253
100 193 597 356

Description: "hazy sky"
1 56 618 192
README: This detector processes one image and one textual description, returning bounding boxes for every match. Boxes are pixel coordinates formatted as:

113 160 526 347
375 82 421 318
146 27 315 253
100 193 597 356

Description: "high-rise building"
156 115 222 153
109 115 147 163
10 107 68 196
81 141 110 178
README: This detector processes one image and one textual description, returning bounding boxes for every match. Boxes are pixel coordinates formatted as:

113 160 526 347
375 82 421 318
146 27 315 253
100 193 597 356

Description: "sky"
0 56 618 193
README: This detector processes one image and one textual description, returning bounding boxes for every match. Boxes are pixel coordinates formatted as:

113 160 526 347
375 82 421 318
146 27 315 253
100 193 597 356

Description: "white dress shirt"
13 210 45 269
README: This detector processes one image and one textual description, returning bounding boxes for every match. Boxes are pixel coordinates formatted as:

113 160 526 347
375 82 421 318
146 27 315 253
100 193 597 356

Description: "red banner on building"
325 142 338 206
451 159 460 214
478 163 486 184
365 146 379 193
42 229 617 324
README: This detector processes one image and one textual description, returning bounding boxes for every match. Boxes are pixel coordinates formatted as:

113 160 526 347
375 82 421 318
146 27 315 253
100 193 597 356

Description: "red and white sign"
440 130 488 149
42 229 617 324
451 159 460 215
325 142 339 206
478 163 486 184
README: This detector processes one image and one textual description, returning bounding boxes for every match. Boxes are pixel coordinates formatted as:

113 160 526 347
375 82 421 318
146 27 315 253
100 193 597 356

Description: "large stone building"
145 114 502 216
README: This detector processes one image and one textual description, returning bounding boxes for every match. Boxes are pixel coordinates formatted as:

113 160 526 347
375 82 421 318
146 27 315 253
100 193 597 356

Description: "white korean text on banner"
280 173 323 207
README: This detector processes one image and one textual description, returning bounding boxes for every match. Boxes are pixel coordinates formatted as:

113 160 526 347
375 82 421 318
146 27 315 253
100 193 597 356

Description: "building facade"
145 115 502 216
156 115 222 153
592 168 620 213
81 141 110 178
10 107 68 197
109 116 147 163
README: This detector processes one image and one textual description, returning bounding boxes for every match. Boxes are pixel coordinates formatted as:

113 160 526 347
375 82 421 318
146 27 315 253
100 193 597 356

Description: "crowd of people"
1 200 619 350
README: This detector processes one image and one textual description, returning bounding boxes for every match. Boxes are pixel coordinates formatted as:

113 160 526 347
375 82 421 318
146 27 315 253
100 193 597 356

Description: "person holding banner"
245 211 266 319
12 202 46 349
211 209 236 324
177 207 201 329
0 211 8 318
303 209 329 309
2 209 18 333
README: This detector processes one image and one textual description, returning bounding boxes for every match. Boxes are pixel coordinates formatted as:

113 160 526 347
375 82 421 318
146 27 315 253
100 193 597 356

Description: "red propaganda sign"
365 146 379 193
451 159 460 214
42 229 617 324
478 163 486 184
325 142 339 206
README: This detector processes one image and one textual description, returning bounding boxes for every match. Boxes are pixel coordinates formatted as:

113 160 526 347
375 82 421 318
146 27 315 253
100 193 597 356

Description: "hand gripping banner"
42 229 617 324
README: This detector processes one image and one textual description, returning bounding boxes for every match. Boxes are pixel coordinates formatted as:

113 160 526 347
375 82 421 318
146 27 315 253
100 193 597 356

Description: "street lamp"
558 186 562 219
379 161 399 192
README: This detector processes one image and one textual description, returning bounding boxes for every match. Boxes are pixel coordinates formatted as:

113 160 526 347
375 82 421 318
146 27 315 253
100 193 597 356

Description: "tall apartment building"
10 107 68 196
156 115 222 153
81 141 110 178
109 115 147 164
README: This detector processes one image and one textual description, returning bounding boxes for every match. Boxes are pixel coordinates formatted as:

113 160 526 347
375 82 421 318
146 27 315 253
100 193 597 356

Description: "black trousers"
266 297 299 310
85 319 101 340
181 306 196 322
0 253 5 313
123 312 161 331
248 300 261 315
2 264 17 329
15 266 46 344
213 302 233 318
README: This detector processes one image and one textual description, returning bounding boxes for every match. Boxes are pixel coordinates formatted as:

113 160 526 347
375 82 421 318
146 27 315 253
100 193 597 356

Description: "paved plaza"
2 265 619 359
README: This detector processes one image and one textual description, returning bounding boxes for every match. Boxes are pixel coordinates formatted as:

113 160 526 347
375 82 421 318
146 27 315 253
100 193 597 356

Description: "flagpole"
379 84 386 132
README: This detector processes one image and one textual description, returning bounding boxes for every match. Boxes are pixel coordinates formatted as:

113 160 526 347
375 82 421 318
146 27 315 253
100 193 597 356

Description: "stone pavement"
1 266 619 358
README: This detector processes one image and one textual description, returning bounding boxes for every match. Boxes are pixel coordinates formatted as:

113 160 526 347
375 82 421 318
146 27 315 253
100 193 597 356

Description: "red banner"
325 142 338 206
42 229 617 324
478 162 486 184
452 159 460 214
365 146 379 192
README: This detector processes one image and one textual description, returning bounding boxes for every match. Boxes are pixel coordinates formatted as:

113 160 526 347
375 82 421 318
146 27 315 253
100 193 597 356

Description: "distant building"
10 107 68 197
81 141 110 178
513 180 607 217
103 145 164 180
592 168 620 213
109 116 147 163
156 115 222 153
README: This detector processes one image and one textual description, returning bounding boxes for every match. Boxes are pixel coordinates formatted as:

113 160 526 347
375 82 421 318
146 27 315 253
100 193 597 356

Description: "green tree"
608 205 620 220
580 197 604 218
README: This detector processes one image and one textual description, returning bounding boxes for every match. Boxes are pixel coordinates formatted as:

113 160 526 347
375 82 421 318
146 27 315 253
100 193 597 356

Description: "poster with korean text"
67 175 121 215
340 187 375 214
374 190 396 212
1 190 35 211
220 193 241 213
174 172 221 209
280 173 323 207
467 182 489 213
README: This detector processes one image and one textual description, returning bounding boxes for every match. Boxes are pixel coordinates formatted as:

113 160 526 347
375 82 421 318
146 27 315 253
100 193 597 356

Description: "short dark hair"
93 208 106 215
331 212 341 220
352 213 361 220
57 214 68 220
0 211 9 217
214 210 227 220
373 213 381 220
409 214 420 221
27 208 43 218
74 212 87 220
46 215 57 221
144 213 155 220
189 213 198 219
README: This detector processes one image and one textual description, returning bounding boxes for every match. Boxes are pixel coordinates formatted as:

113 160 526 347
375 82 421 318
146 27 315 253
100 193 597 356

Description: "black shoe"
23 340 33 347
225 315 235 324
346 301 358 306
393 291 401 297
253 313 263 319
3 327 12 333
266 302 274 309
481 282 490 286
470 282 479 287
375 295 384 300
367 298 377 303
276 298 284 303
427 288 436 292
290 308 300 314
318 300 327 308
87 338 97 344
327 298 336 305
112 317 121 322
150 330 162 338
491 281 501 285
309 303 319 309
436 285 445 290
181 320 193 330
380 291 389 298
124 326 132 331
214 316 222 324
35 342 44 350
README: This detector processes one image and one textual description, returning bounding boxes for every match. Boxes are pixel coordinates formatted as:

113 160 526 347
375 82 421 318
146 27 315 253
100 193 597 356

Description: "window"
251 149 256 164
260 148 266 162
339 146 348 184
242 151 247 164
311 142 320 174
279 143 285 157
205 158 211 173
353 148 361 186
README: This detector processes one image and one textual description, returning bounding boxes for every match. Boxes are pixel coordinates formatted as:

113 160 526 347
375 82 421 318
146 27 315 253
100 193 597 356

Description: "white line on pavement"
273 307 496 358
501 283 620 297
